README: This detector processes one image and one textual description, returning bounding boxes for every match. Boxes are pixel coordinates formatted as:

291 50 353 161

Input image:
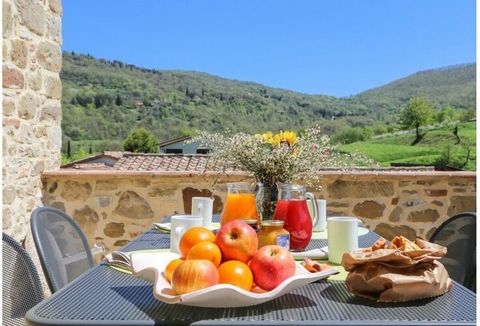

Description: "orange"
187 241 222 267
179 227 215 258
217 260 253 291
164 258 184 283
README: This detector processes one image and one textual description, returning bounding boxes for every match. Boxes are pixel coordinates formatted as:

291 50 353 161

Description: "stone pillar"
3 0 63 295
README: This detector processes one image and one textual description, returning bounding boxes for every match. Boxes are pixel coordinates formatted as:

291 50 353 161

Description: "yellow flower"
278 131 297 146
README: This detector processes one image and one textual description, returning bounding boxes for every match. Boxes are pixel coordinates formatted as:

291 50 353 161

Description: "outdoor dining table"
26 217 476 326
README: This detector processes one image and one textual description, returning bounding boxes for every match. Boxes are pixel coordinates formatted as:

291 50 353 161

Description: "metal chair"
31 207 94 293
429 212 476 292
3 232 44 325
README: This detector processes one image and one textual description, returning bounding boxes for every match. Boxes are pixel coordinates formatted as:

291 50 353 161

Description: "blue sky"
62 0 475 97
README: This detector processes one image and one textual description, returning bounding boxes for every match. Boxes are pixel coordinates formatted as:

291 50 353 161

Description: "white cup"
191 197 214 228
170 215 203 254
327 216 358 264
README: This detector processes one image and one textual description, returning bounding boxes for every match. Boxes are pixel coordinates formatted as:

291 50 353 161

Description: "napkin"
291 247 328 260
104 251 132 273
153 222 219 233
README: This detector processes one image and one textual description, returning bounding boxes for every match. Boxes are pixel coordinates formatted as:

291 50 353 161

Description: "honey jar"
257 220 290 249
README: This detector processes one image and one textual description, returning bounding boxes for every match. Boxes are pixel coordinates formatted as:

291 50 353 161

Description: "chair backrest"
2 233 44 326
31 207 94 293
429 212 476 292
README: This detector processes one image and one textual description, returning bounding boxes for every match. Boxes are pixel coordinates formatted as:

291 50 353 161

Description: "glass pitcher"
273 183 318 251
221 182 259 225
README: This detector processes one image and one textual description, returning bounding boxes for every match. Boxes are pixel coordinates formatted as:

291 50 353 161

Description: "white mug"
191 197 213 228
307 199 327 232
327 216 358 264
170 215 203 254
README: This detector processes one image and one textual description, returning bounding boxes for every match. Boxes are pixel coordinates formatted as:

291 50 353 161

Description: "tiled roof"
114 154 243 173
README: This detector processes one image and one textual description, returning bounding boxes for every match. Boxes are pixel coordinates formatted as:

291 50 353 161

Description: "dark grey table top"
26 226 476 326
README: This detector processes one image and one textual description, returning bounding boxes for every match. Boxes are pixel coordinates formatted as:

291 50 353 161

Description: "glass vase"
255 183 278 221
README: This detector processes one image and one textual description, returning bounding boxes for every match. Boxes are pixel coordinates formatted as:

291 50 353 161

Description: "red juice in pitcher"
273 199 313 251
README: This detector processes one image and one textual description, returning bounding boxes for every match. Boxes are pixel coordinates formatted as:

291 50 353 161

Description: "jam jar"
243 219 259 232
257 220 290 249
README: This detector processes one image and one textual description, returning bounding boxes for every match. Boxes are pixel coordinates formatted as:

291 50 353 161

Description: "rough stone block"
352 200 385 219
40 103 61 121
448 196 476 216
327 180 394 199
96 195 112 208
3 65 25 89
49 0 62 14
328 202 349 208
3 98 16 116
51 201 65 211
11 39 28 69
28 70 43 91
18 92 41 120
44 75 62 99
15 0 45 35
36 41 61 72
407 209 440 222
3 185 16 204
95 179 119 191
401 199 425 207
132 178 151 187
104 222 125 238
73 205 100 236
402 190 417 194
374 223 417 241
46 13 62 43
2 1 13 38
113 239 129 247
389 206 403 222
60 180 92 200
148 186 177 197
3 117 21 129
113 191 154 219
424 189 448 197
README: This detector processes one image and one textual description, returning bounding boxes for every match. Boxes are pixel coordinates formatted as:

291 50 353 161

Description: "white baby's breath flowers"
191 126 374 188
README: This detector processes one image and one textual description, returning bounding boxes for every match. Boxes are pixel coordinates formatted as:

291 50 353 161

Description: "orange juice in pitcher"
221 183 259 225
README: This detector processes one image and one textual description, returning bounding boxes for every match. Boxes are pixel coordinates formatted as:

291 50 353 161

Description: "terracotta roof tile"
114 154 244 173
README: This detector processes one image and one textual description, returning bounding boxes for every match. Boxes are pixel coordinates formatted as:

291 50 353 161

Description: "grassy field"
340 122 476 171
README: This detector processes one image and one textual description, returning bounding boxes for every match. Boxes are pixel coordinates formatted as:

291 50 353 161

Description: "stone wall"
3 0 63 293
42 170 476 252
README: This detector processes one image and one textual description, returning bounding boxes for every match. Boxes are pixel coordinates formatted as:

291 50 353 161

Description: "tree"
399 98 434 144
115 95 123 106
67 140 72 158
123 127 158 153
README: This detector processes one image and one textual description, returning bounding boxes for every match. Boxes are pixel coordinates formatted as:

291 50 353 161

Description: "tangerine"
187 241 222 267
179 227 215 258
217 260 253 291
164 258 184 283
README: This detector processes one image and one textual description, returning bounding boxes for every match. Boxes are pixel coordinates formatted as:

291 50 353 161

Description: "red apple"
215 219 258 263
171 259 219 295
250 245 296 291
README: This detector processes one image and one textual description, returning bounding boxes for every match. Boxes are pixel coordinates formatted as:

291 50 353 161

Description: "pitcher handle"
306 192 318 227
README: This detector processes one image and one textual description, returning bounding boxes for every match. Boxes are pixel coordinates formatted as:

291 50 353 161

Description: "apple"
215 219 258 263
171 259 219 295
249 245 296 291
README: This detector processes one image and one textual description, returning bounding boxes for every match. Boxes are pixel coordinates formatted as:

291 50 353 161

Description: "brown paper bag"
341 238 453 302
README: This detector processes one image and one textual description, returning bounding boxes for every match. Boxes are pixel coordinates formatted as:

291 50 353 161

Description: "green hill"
60 52 476 152
352 64 476 114
340 122 476 171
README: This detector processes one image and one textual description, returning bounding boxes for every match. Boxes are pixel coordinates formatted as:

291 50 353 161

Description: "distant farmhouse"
158 136 210 154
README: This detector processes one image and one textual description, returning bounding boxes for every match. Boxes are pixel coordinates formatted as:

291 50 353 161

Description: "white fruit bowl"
130 252 338 308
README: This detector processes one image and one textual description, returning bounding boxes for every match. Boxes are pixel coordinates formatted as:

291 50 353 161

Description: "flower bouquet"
192 126 370 220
